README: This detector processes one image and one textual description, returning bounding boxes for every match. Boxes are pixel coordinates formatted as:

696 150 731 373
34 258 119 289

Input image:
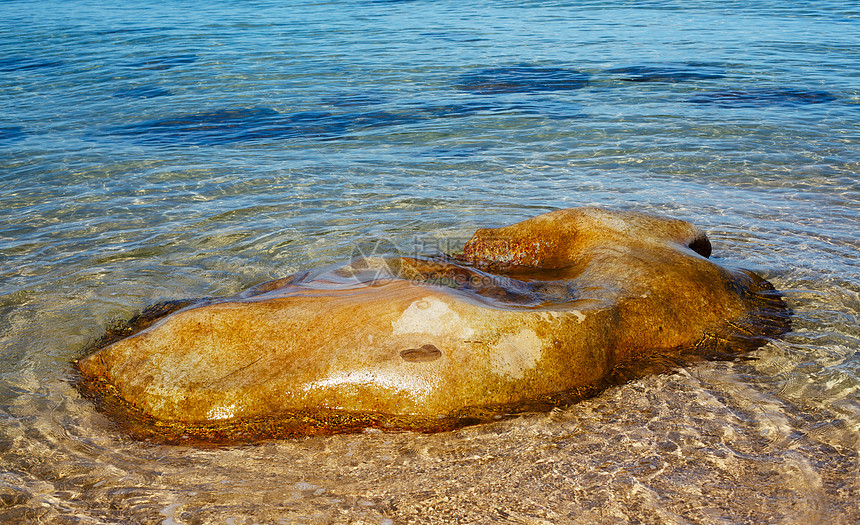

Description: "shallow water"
1 0 858 523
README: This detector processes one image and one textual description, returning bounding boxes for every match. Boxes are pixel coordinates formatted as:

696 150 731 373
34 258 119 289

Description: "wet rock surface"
74 208 789 444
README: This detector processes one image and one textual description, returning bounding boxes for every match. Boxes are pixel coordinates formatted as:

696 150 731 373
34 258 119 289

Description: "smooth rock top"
75 208 789 443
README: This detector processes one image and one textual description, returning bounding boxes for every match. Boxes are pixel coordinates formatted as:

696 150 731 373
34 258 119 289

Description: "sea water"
0 0 858 522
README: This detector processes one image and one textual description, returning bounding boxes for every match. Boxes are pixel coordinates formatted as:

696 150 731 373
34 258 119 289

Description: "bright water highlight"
1 0 858 522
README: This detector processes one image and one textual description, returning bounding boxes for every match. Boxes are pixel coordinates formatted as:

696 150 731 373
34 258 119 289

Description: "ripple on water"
606 62 726 83
0 127 25 143
688 87 839 107
455 64 590 94
107 101 577 145
110 107 332 145
124 54 198 71
0 57 64 72
111 86 173 99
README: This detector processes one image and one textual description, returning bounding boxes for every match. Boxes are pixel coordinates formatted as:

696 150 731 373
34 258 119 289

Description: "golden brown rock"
75 208 789 444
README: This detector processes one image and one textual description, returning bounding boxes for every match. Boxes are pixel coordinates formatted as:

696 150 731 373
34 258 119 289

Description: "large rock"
75 208 789 443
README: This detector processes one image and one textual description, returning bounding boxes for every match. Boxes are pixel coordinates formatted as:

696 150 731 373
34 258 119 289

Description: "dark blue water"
1 0 858 522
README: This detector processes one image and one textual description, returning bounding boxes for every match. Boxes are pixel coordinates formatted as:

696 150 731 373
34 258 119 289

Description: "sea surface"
1 0 858 523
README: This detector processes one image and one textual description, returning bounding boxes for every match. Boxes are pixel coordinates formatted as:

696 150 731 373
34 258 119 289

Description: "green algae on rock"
74 208 790 444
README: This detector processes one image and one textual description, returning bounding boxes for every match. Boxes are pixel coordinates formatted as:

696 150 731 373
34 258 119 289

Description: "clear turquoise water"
1 0 858 522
